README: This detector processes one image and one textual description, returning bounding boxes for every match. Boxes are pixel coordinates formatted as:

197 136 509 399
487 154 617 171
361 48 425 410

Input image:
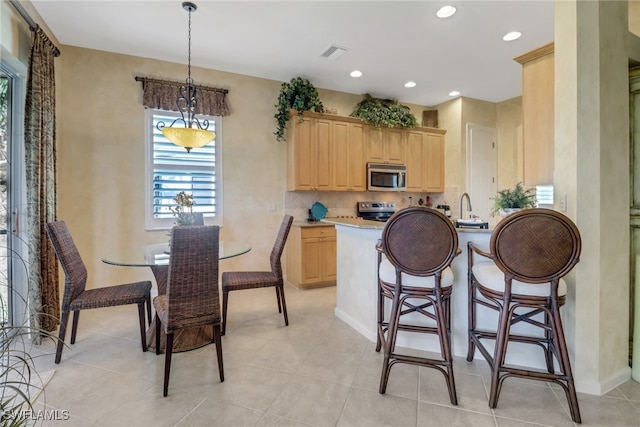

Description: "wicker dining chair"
376 207 459 405
45 221 152 364
153 225 223 397
221 214 294 335
466 208 582 423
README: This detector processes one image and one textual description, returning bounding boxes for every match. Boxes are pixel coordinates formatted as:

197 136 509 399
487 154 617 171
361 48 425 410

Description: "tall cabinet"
514 42 555 186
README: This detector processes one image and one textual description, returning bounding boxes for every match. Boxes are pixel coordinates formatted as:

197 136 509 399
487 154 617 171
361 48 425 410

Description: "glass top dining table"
101 241 251 353
101 241 251 268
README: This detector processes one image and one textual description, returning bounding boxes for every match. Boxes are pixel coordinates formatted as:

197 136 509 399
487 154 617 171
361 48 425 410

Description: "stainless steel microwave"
367 163 407 192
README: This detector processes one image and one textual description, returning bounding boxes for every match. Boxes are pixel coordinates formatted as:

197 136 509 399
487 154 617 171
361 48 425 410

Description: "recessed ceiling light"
449 91 460 97
436 5 456 18
350 70 363 78
503 31 522 41
404 81 417 88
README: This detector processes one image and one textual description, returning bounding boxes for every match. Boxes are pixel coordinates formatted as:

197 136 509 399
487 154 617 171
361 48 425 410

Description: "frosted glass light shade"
161 127 215 152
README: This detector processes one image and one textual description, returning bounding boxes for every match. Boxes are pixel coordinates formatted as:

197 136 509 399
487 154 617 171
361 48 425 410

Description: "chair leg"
163 333 174 397
543 310 555 373
550 304 581 423
278 286 289 326
376 281 384 353
435 294 458 405
275 287 282 313
70 310 81 344
379 290 401 394
145 293 152 326
489 301 512 409
212 324 224 382
467 277 477 362
155 313 161 356
222 290 229 335
55 311 70 364
137 303 147 352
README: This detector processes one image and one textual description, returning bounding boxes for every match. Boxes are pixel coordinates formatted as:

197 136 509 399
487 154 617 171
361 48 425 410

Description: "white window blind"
146 110 222 229
535 184 554 206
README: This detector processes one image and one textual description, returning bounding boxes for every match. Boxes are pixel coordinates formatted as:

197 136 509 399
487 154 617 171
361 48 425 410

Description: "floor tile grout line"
172 397 207 427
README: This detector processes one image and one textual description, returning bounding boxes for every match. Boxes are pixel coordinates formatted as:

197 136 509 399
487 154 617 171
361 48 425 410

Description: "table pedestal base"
147 265 215 353
146 320 214 353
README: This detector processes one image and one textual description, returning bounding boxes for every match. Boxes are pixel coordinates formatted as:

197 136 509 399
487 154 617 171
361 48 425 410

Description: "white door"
467 124 497 221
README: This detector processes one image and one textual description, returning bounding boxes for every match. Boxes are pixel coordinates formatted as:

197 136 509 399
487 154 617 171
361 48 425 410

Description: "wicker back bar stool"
466 208 582 423
376 207 459 405
153 225 224 396
46 221 152 364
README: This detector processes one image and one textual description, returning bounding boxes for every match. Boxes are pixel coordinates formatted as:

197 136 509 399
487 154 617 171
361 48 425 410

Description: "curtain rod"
135 76 229 94
9 0 60 57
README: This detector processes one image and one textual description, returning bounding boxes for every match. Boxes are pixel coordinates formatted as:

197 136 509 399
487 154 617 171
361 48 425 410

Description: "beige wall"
55 46 450 290
435 95 522 214
56 46 288 287
496 97 523 189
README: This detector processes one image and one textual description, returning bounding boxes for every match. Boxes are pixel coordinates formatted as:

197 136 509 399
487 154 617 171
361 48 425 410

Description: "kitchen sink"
455 218 489 229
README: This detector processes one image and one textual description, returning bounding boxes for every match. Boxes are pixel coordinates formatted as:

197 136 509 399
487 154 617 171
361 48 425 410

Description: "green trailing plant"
349 94 418 129
491 182 536 217
274 77 324 142
1 243 61 427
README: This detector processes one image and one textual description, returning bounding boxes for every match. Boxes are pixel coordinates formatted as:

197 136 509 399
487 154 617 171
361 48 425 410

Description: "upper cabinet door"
424 133 445 192
286 115 332 191
333 120 365 191
405 130 426 192
365 127 404 164
515 43 554 186
404 129 445 192
315 119 332 191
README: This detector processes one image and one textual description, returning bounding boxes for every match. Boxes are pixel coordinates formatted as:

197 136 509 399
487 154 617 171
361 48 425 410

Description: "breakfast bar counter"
323 218 550 370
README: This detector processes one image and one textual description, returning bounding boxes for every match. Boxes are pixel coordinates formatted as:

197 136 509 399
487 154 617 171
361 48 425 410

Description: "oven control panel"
357 201 397 213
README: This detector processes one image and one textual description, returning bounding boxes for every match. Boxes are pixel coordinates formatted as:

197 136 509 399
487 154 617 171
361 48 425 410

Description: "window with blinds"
146 110 222 229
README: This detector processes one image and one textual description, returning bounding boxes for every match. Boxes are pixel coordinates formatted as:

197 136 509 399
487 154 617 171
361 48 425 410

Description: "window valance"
135 76 230 116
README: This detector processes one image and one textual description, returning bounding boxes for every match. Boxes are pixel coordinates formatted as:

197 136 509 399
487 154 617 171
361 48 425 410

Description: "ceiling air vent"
320 45 348 61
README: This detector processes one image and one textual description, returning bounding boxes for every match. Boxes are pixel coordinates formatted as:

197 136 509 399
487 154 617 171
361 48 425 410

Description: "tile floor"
28 285 640 426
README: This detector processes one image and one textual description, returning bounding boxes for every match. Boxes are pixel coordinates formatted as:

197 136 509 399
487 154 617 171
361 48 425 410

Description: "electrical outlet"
560 194 567 212
267 203 276 212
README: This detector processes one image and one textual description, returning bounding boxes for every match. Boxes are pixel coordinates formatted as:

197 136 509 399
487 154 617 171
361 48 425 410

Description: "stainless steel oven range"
357 201 397 222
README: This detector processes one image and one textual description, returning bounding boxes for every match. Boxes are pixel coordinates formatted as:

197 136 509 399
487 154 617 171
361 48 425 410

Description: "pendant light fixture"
157 1 214 152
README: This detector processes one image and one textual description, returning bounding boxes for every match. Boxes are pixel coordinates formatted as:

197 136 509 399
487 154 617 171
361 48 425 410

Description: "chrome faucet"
459 192 472 220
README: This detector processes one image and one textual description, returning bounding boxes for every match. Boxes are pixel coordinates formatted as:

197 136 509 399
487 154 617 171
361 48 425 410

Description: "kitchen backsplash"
284 187 461 221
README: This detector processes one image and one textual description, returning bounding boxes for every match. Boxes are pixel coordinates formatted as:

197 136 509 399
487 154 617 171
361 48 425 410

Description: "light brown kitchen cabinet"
514 42 554 186
286 225 336 289
366 127 404 164
404 128 446 192
424 131 445 192
286 111 446 193
286 116 332 191
332 120 366 191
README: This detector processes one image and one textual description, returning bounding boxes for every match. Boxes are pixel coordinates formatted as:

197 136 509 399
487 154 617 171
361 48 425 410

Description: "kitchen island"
321 217 551 370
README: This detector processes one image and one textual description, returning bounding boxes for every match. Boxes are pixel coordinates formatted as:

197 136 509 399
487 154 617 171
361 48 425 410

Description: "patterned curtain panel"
25 27 59 335
137 77 231 116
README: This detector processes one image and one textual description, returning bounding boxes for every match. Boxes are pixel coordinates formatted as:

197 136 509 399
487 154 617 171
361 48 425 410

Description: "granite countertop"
320 218 386 229
292 220 339 228
293 217 495 233
319 217 493 233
